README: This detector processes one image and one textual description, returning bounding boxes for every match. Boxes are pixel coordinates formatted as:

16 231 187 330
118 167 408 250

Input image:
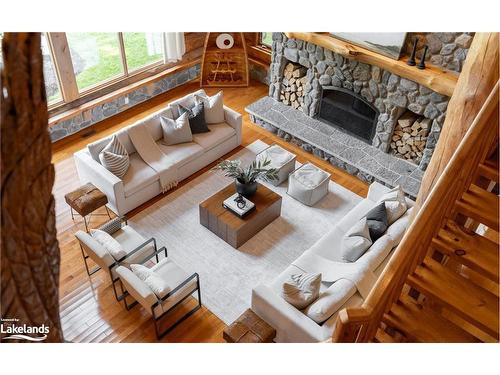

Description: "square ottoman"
287 163 331 206
256 144 296 186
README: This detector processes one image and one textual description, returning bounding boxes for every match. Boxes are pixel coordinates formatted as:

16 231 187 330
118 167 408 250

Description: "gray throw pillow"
365 202 388 241
282 272 322 309
178 102 210 134
341 217 373 262
160 113 193 146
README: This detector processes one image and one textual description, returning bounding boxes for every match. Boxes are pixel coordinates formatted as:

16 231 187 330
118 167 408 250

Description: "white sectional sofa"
251 182 414 343
74 89 242 216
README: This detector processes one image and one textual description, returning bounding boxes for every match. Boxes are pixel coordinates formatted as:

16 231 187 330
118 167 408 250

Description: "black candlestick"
417 45 428 70
407 37 418 66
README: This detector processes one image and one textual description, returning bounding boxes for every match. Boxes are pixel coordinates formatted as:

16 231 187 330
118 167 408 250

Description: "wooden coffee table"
199 183 282 248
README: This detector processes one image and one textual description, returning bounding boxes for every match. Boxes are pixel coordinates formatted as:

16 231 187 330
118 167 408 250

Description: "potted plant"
214 157 278 196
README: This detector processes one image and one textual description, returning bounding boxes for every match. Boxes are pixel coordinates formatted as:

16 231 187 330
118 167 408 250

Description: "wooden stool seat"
223 309 275 343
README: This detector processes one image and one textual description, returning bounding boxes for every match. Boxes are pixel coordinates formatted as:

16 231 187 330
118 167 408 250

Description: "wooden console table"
199 183 282 248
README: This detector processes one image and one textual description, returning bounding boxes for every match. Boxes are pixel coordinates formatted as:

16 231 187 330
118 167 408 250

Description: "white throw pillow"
90 229 127 261
160 113 193 146
282 273 322 309
341 217 373 262
377 185 408 225
99 135 130 178
386 206 413 244
130 264 170 299
195 91 224 124
304 278 356 323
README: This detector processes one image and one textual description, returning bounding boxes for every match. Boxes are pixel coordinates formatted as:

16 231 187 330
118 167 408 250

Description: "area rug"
130 140 362 324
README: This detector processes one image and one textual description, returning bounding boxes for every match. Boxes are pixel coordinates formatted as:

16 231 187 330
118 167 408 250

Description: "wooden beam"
415 32 499 210
285 32 458 97
48 32 80 102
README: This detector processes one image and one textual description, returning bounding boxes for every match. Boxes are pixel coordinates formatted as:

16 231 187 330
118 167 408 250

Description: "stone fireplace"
246 33 455 197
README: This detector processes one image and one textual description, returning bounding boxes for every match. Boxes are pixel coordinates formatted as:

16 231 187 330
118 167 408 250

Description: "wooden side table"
223 309 276 343
65 183 111 232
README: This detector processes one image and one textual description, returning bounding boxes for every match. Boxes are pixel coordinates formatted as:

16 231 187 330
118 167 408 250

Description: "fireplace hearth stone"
246 96 422 198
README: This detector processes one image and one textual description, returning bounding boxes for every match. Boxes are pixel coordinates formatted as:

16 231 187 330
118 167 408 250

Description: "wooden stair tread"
383 295 479 342
456 184 499 230
408 258 499 338
478 160 499 183
373 328 397 343
432 220 499 282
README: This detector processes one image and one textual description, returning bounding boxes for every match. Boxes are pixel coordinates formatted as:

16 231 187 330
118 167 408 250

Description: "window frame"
45 32 174 112
260 32 273 49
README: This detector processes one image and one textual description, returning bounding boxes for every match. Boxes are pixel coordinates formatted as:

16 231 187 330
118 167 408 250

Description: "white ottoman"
256 144 296 186
287 163 331 206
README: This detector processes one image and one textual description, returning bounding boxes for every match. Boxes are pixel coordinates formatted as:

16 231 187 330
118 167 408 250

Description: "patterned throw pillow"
99 135 130 178
178 102 210 134
194 91 225 124
282 272 322 309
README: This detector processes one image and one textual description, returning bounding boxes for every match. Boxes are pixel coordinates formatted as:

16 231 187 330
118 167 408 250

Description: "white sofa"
74 89 242 216
251 182 414 343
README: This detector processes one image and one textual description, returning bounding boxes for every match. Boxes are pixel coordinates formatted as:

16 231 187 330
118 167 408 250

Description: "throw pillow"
341 217 373 262
99 135 130 178
90 229 127 261
282 272 322 309
365 202 388 241
377 185 408 225
194 91 224 124
130 264 171 299
160 112 193 146
178 102 210 134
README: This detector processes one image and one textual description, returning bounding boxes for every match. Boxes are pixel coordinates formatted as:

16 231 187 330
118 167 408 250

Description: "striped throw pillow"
99 135 130 178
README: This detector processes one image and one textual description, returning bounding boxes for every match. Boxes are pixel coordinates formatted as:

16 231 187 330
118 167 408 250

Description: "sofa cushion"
88 127 135 163
122 153 159 198
303 278 357 324
356 234 394 271
143 106 174 141
157 141 204 167
341 217 373 262
179 102 210 134
194 91 224 124
365 202 388 241
160 113 193 146
377 185 408 225
192 123 236 150
282 272 322 310
386 207 413 244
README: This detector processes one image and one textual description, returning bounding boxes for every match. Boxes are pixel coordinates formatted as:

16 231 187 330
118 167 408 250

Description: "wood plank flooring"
53 80 368 343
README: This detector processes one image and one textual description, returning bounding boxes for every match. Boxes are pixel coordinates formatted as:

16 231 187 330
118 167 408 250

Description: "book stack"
222 193 255 218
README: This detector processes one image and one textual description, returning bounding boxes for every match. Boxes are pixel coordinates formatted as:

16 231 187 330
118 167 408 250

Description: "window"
41 33 62 105
66 32 125 92
261 32 273 48
123 32 163 72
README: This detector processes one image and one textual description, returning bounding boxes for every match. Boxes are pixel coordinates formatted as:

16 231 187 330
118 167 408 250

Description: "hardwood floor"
53 80 368 343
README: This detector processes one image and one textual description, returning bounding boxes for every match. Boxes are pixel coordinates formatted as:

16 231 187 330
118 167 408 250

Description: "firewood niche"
201 32 249 87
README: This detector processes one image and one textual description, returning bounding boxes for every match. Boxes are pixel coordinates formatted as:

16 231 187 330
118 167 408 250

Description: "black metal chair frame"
119 246 202 339
70 204 112 232
78 216 160 301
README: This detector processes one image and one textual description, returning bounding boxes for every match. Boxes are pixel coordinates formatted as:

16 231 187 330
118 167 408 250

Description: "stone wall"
268 32 450 170
49 64 201 142
404 32 474 73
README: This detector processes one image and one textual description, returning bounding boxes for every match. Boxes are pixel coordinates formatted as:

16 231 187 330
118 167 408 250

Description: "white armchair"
75 217 158 301
116 247 201 338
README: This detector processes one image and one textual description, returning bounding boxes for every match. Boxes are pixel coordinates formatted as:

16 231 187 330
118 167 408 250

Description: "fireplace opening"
318 87 378 143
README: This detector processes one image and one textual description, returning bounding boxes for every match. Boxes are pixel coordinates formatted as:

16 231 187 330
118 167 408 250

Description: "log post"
414 32 499 211
1 33 63 342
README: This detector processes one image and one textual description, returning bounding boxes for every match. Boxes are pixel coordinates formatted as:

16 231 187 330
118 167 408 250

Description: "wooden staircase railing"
332 79 499 343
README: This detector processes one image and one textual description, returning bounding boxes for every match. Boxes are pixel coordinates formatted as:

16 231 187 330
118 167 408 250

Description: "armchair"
74 217 158 301
116 247 202 339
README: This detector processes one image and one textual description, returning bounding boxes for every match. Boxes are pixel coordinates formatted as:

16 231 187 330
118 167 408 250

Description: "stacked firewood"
280 62 307 109
390 112 431 162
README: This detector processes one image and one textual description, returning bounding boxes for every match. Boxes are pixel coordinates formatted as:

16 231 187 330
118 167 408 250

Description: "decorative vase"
235 179 257 197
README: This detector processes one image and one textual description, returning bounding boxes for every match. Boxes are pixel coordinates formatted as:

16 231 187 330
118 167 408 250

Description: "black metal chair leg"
105 206 112 219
